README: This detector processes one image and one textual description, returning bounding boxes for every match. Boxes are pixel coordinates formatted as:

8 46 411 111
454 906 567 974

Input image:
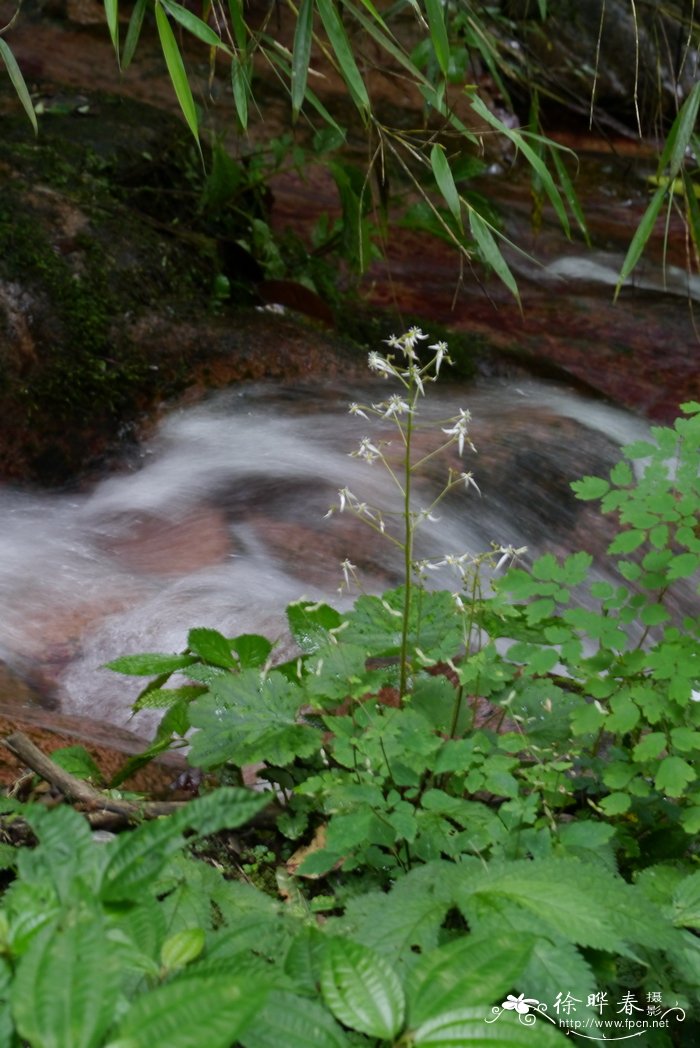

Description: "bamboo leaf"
470 94 570 236
160 0 229 51
469 209 520 302
430 143 462 231
123 0 147 69
155 1 201 149
231 55 250 130
549 146 590 244
614 183 667 300
0 39 37 134
682 169 700 265
227 0 248 50
424 0 450 76
103 0 120 66
341 0 430 90
659 80 700 180
291 0 314 121
316 0 370 116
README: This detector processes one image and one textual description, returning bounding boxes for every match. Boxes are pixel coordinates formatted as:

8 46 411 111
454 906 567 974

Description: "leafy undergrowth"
0 338 699 1046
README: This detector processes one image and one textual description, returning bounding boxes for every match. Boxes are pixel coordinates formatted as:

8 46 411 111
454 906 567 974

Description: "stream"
0 375 652 734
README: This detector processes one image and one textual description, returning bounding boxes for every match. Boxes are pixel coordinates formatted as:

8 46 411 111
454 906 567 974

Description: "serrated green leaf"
412 1006 567 1046
50 745 103 782
114 973 266 1048
668 552 699 579
132 684 204 711
408 935 535 1026
242 989 350 1048
0 38 38 133
287 600 342 654
633 732 667 762
672 871 700 929
12 915 119 1048
654 756 695 797
187 627 238 668
320 937 405 1038
105 652 196 676
571 476 610 501
609 529 646 554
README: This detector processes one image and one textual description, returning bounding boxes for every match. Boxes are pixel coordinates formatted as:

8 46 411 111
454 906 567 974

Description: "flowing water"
0 376 653 734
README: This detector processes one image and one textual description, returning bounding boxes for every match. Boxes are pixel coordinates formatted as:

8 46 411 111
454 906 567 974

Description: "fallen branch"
2 731 278 829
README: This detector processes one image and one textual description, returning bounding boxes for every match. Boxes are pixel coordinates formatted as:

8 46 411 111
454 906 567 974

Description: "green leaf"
132 684 204 712
316 0 370 116
614 183 666 300
431 144 462 231
654 756 696 797
159 0 228 49
668 552 700 579
412 1007 568 1046
469 209 519 300
161 928 205 971
571 475 610 501
407 935 535 1026
598 792 631 815
242 989 351 1048
103 0 120 64
632 732 667 762
105 652 196 676
123 0 147 69
232 634 273 669
114 973 267 1048
672 871 700 929
187 627 238 669
99 819 184 903
424 0 450 76
0 38 38 134
287 600 342 653
659 81 700 179
12 915 119 1048
155 2 201 148
50 746 102 782
291 0 314 120
320 937 405 1038
609 529 646 554
231 54 250 130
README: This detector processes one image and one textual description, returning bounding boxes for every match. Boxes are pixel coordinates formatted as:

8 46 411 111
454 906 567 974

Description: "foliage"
87 334 700 1044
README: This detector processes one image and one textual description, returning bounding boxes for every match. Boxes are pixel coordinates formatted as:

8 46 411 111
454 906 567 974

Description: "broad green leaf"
12 916 119 1048
123 0 147 69
242 989 350 1048
155 2 201 148
424 0 450 76
654 756 696 797
232 633 273 668
291 0 314 120
99 819 184 903
161 928 205 971
103 0 120 65
316 0 370 116
169 786 270 838
50 745 102 782
571 476 610 501
407 935 535 1026
287 600 342 653
114 973 267 1048
105 652 196 676
469 209 519 300
412 1006 567 1046
668 552 700 579
632 732 667 762
188 626 238 668
132 684 204 711
160 0 228 50
321 937 405 1038
672 871 700 929
430 144 462 231
614 183 666 300
0 39 38 134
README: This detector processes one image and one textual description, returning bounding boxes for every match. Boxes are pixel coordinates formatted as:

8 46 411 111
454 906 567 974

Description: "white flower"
429 340 450 374
352 437 381 464
384 333 403 350
341 559 357 587
442 408 472 455
376 394 410 418
337 486 355 512
495 544 528 571
460 472 481 494
404 364 425 395
368 351 394 378
349 402 369 419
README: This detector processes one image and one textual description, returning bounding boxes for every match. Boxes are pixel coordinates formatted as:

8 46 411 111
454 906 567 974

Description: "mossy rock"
0 89 245 483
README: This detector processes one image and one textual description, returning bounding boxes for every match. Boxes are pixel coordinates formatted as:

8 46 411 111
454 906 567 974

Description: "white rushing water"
0 377 652 733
